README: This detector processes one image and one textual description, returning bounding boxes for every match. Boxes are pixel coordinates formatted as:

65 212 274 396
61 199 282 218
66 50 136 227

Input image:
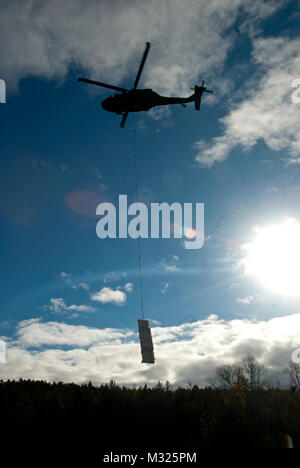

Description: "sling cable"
133 113 155 364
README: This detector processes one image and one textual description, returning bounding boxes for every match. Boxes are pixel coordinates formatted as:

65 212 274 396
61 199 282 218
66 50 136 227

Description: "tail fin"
194 85 202 111
194 81 213 111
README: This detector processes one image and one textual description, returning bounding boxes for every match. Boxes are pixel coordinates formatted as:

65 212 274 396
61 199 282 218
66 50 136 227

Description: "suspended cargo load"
137 319 155 364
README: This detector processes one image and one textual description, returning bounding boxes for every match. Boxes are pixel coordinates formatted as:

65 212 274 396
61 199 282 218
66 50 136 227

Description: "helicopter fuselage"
101 89 194 114
78 42 212 127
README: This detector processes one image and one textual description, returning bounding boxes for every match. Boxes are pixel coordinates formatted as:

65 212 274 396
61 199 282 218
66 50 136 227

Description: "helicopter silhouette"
78 42 213 128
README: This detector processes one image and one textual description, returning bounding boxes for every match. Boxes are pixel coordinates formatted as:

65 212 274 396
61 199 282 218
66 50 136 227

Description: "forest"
1 356 299 460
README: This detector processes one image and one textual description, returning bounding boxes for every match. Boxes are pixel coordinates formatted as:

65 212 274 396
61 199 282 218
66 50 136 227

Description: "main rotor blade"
205 89 213 94
78 77 128 93
133 42 151 89
120 112 129 128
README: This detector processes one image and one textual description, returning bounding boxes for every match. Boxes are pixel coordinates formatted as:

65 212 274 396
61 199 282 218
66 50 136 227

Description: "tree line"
1 356 299 461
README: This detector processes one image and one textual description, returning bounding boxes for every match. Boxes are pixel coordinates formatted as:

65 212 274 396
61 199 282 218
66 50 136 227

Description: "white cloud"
15 318 134 348
91 287 127 305
161 256 180 272
103 271 127 284
67 304 95 312
59 271 72 285
60 272 70 278
1 312 300 386
148 319 162 326
71 282 90 291
161 282 169 294
148 106 172 121
98 183 108 192
236 295 265 305
49 298 66 314
59 271 90 291
47 297 96 314
236 296 254 305
0 0 285 96
195 36 300 167
93 168 109 191
123 282 133 293
285 157 300 166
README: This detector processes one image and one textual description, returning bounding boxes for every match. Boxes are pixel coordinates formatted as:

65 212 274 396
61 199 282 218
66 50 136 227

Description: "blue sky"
1 0 300 385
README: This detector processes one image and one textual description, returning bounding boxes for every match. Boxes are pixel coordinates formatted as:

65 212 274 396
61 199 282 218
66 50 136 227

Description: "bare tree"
284 361 300 389
232 361 244 381
211 364 237 389
208 354 266 390
241 354 265 390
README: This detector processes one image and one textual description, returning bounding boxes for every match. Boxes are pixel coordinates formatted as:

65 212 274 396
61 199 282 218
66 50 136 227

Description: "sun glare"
242 218 300 297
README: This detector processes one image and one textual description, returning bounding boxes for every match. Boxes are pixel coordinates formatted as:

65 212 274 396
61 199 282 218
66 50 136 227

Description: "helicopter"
78 42 213 128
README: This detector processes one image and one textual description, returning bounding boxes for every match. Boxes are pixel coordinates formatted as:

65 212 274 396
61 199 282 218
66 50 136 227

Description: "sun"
242 218 300 297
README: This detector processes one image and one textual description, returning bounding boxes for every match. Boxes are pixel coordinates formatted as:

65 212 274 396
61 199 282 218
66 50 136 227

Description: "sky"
1 0 300 386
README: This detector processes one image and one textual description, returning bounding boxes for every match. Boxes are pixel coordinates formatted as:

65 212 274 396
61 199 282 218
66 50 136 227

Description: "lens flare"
65 190 108 218
184 228 196 239
242 218 300 297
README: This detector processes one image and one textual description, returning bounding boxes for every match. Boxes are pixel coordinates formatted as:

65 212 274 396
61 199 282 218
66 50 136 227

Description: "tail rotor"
194 80 213 111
